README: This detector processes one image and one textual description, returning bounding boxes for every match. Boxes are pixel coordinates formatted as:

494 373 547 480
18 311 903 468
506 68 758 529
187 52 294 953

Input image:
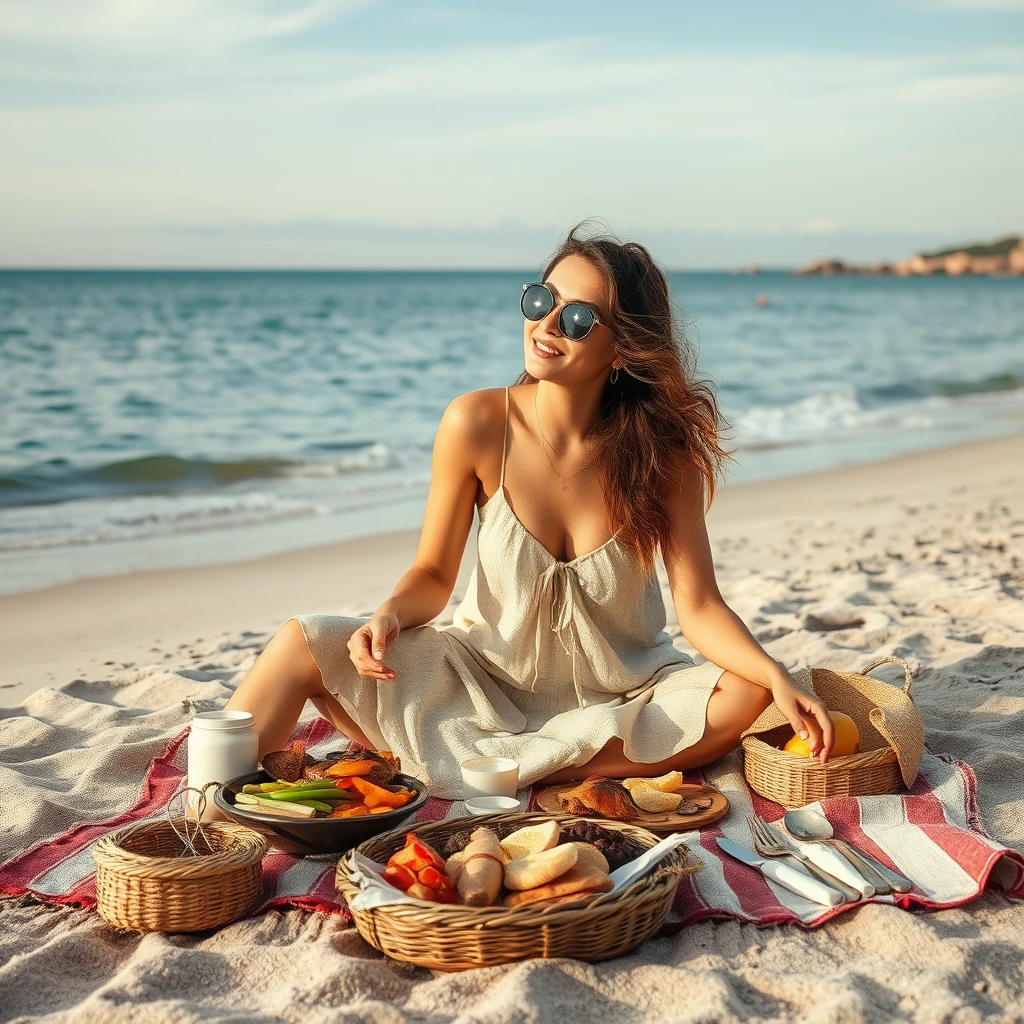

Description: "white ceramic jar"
186 710 258 812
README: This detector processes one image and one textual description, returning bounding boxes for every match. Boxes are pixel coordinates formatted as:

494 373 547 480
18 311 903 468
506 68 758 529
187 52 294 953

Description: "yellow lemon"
782 733 814 758
782 711 860 758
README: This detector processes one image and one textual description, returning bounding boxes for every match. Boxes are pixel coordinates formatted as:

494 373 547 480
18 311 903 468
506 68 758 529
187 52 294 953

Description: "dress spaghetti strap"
499 385 510 489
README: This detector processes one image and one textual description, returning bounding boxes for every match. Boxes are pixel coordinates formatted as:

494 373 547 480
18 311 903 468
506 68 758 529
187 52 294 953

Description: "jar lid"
191 710 254 730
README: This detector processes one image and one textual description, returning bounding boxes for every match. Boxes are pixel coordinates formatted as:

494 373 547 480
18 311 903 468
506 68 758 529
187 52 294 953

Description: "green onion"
267 783 340 800
292 799 334 812
235 793 315 817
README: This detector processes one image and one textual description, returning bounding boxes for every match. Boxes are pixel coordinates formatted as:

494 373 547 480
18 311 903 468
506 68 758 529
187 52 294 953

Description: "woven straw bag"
93 818 268 933
741 655 925 808
336 811 699 970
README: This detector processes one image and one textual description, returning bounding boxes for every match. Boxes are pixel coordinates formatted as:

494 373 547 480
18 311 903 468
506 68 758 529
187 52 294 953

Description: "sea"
1 270 1022 596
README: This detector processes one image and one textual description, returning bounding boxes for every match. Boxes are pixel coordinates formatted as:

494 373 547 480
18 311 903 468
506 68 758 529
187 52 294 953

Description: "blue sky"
1 0 1022 268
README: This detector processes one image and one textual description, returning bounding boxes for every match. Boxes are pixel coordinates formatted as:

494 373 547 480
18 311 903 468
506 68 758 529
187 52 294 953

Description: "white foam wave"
734 386 1024 448
0 490 326 551
286 442 404 477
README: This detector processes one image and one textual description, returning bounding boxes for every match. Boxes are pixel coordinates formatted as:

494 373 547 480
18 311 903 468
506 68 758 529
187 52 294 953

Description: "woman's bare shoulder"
434 387 510 485
440 386 506 434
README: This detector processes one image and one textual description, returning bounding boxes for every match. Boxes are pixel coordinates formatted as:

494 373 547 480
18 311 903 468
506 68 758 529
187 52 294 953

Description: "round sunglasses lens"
560 303 596 340
521 284 553 321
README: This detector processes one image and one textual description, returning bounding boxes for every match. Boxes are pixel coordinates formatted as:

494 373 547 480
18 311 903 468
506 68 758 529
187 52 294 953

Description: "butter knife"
717 837 844 907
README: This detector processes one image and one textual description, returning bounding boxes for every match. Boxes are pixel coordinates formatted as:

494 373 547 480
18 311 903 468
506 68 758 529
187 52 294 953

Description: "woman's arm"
661 457 834 761
375 390 492 629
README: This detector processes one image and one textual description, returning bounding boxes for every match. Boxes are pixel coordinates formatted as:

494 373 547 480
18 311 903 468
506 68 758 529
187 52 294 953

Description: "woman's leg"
224 618 374 759
538 670 773 785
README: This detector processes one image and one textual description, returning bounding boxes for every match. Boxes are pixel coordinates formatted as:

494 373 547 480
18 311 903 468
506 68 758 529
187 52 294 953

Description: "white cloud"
0 0 371 57
802 218 839 234
930 0 1024 9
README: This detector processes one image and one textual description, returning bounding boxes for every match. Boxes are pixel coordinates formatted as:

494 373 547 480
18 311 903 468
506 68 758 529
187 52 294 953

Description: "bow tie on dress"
528 560 587 710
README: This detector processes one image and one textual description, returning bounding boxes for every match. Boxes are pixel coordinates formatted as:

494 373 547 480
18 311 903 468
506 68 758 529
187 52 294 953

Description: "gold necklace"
534 387 596 492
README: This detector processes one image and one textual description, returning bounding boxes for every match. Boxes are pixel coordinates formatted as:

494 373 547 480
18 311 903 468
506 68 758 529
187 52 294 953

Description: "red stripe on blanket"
699 821 787 923
0 730 190 899
904 783 1024 904
823 798 905 873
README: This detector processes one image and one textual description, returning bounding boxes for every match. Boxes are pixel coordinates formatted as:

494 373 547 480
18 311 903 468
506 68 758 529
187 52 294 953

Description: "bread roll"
623 770 683 794
501 863 613 908
565 841 609 875
503 844 578 891
499 821 560 863
622 780 683 813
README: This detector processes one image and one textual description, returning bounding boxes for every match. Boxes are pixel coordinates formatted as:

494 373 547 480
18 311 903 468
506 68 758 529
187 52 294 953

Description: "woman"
225 223 834 798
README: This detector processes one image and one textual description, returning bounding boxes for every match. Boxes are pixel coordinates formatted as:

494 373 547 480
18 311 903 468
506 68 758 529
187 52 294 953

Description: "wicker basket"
741 655 925 808
335 811 698 970
93 819 268 933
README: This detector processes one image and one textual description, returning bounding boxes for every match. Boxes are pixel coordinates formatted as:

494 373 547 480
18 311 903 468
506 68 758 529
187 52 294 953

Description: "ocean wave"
0 445 404 509
0 490 326 551
860 371 1024 404
734 383 1024 448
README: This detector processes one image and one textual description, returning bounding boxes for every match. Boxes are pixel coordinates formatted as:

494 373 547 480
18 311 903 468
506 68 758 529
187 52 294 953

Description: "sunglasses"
520 282 605 341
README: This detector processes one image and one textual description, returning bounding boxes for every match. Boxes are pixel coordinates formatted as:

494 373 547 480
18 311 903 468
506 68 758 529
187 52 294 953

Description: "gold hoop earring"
609 366 620 384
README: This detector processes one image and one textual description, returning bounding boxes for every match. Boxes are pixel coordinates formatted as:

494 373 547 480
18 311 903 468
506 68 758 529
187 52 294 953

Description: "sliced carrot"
325 760 378 778
350 777 413 808
329 803 371 817
383 863 416 889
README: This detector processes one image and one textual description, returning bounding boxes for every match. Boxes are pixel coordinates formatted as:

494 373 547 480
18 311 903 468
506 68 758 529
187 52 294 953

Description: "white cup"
461 756 519 800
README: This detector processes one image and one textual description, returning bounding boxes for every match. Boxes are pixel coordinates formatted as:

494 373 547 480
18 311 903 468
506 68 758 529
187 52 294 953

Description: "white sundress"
297 385 727 798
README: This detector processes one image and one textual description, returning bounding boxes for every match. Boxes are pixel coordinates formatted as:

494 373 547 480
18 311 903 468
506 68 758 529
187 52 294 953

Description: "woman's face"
523 254 619 383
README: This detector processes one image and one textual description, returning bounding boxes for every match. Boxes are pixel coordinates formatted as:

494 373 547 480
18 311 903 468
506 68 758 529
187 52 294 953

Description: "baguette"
445 850 466 885
456 827 503 907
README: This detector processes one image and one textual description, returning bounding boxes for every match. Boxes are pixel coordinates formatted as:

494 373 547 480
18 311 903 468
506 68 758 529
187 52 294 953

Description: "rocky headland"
796 233 1024 277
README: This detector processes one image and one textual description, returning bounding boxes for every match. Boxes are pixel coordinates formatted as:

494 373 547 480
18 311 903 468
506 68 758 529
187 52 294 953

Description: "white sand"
1 431 1022 1022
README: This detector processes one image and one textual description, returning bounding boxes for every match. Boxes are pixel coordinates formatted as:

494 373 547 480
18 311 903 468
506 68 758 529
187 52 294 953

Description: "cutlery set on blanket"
717 806 913 907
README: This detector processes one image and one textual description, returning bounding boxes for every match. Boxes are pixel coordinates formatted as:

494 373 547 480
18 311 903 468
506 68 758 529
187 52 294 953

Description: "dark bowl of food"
213 743 429 855
215 770 429 855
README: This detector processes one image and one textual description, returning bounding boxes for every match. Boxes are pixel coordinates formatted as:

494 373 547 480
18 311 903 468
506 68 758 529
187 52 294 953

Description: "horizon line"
0 265 796 274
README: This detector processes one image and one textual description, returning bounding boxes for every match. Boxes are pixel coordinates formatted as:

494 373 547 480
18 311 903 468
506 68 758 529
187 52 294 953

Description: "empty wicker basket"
336 811 698 970
741 655 925 808
93 818 268 933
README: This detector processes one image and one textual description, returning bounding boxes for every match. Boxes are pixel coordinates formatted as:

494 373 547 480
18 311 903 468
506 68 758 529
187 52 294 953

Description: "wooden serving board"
535 782 729 834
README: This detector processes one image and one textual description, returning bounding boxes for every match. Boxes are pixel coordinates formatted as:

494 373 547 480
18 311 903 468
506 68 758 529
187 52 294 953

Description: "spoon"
784 807 913 894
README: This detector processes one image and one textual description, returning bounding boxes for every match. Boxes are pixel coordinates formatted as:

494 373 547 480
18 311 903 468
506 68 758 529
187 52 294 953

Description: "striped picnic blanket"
2 714 1021 930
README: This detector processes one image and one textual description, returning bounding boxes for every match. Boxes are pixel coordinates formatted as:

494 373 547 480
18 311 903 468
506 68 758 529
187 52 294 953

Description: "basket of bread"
335 811 699 969
741 655 925 808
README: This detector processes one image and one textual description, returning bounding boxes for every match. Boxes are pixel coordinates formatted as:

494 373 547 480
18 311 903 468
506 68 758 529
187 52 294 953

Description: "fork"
747 815 861 903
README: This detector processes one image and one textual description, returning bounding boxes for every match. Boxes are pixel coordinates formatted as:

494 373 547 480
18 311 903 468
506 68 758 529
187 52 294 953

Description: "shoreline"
6 412 1021 600
1 429 1021 704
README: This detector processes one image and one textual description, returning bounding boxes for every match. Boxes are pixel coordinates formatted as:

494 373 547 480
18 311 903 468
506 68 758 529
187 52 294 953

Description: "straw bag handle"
859 655 914 695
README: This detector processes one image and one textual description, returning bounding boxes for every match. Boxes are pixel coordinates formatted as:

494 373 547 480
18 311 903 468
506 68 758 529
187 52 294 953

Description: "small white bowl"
464 795 521 815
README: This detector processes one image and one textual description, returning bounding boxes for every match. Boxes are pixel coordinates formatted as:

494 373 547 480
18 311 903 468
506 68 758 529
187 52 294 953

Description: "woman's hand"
348 613 400 681
770 670 834 763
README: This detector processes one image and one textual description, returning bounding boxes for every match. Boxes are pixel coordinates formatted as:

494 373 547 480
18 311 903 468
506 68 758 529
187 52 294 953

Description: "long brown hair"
514 220 737 578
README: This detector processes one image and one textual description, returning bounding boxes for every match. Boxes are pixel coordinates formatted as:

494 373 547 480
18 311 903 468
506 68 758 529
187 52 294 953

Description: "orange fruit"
782 711 860 758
